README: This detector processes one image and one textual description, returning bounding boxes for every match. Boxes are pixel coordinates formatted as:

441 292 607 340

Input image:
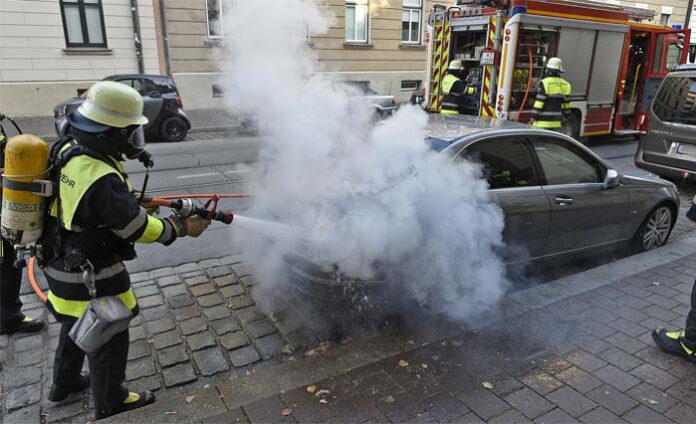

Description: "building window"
346 0 369 43
207 0 223 38
660 13 670 26
59 0 107 48
401 80 421 91
402 0 422 44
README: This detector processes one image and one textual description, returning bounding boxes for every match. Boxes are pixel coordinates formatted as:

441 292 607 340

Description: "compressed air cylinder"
1 134 49 246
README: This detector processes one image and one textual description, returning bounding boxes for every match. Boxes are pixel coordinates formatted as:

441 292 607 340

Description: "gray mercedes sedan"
428 115 680 264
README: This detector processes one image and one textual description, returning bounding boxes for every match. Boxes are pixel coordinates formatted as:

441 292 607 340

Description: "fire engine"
424 0 691 138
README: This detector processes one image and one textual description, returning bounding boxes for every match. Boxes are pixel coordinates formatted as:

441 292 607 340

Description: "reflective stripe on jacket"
532 76 571 129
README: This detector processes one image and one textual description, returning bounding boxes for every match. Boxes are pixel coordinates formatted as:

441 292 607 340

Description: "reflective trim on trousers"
440 109 459 115
532 120 562 129
46 289 137 319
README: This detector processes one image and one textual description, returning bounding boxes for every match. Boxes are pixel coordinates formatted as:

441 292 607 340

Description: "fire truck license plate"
480 52 495 66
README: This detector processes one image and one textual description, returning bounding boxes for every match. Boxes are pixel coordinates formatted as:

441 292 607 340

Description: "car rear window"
652 75 696 126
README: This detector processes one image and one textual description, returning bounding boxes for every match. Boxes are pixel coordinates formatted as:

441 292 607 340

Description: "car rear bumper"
635 146 696 180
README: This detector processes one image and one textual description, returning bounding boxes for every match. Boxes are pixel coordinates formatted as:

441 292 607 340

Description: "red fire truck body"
424 0 690 138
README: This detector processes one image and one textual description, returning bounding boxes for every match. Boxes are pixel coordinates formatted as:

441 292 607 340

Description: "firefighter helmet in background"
68 81 149 133
546 57 565 73
1 134 50 246
448 60 463 71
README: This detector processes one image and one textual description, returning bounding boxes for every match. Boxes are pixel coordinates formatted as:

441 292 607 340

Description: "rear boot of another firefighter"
95 390 156 420
652 328 696 362
48 372 91 402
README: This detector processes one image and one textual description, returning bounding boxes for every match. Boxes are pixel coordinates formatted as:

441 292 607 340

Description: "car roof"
104 74 171 81
425 115 532 151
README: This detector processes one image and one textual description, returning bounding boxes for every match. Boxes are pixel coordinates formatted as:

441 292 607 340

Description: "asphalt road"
126 132 692 275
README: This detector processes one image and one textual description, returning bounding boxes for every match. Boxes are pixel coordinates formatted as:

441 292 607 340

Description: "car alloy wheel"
166 120 186 140
642 206 672 250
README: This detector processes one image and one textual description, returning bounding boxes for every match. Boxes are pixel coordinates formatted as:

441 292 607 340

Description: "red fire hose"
27 193 251 303
514 47 534 123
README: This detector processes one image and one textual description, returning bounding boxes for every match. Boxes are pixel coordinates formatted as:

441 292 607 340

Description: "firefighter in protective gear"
43 81 211 419
0 124 45 336
441 60 473 115
532 57 571 130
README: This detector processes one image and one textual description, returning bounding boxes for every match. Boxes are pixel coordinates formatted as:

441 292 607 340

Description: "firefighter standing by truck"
531 58 572 130
441 61 465 115
41 81 211 419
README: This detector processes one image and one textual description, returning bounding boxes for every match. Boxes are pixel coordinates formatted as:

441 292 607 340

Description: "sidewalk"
3 229 695 423
104 236 696 424
5 109 242 141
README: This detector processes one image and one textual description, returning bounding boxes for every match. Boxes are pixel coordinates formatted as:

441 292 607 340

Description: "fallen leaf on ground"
281 344 293 354
384 396 395 403
246 369 256 376
281 408 293 416
482 382 494 389
451 341 462 347
164 411 177 415
319 399 328 404
421 364 428 369
306 385 317 393
306 349 316 356
407 340 416 346
398 360 409 368
315 389 330 397
185 395 195 403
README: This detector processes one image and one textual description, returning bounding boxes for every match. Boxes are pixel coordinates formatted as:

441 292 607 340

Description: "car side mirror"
603 169 620 189
148 91 161 99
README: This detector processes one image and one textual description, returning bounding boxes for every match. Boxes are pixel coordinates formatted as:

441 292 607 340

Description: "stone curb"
103 233 696 422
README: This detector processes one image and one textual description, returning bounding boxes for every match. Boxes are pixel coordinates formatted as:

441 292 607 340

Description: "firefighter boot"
1 316 45 335
652 327 696 362
48 373 91 402
95 391 156 420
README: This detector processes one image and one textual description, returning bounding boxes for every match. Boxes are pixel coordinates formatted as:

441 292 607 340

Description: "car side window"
141 79 160 95
531 138 603 185
460 138 538 189
115 78 143 93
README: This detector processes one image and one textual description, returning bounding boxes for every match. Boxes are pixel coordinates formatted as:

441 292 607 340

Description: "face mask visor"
124 126 146 159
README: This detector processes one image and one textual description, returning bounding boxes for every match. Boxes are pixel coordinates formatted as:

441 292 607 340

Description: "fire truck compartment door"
588 31 626 104
450 16 489 32
557 28 596 97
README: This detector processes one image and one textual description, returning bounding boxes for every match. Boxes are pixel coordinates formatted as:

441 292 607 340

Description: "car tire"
160 116 188 142
631 203 675 252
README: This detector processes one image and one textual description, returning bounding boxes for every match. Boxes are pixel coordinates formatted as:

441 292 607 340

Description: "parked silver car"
431 116 679 263
287 116 680 302
635 65 696 180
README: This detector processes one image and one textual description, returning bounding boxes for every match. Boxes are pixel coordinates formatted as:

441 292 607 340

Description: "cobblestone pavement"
102 250 696 424
0 255 305 423
1 188 695 423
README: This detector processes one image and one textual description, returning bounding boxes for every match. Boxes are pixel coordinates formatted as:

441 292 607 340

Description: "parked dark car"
635 64 696 180
338 81 398 120
288 115 679 305
54 74 191 142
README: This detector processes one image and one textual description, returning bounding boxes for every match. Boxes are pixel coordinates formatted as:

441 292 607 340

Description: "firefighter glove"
164 215 210 238
183 215 211 238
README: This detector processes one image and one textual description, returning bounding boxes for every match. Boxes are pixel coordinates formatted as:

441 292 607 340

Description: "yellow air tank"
1 134 50 246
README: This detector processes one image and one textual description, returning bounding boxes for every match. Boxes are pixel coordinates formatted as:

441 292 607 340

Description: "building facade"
165 0 449 111
0 0 164 116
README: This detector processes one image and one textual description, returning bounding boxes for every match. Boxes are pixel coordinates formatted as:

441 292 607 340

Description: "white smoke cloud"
221 0 508 321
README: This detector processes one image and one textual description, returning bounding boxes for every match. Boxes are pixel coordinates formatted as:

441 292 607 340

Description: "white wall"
0 0 160 115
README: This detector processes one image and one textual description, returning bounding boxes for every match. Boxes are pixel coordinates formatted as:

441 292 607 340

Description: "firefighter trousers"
1 238 24 325
53 320 129 415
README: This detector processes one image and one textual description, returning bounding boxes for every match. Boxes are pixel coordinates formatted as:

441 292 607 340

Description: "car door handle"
554 196 574 205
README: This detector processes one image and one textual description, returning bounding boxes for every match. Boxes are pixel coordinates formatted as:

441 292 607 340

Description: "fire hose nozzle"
177 198 196 218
